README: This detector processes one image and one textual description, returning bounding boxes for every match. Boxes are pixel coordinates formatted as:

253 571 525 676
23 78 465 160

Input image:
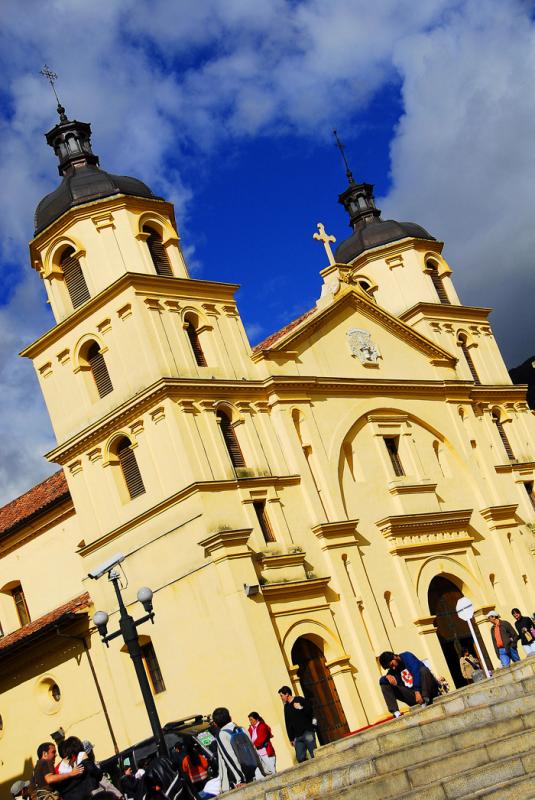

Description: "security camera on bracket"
87 553 125 580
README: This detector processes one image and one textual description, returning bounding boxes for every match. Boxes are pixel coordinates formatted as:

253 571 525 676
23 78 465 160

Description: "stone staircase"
235 657 535 800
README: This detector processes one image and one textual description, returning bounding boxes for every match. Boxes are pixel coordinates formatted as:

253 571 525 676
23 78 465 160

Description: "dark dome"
35 164 156 234
334 218 435 264
34 112 160 235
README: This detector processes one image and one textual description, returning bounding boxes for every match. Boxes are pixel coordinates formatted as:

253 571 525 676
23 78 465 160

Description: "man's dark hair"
37 742 53 759
212 707 231 728
378 651 396 669
511 608 521 615
278 685 292 695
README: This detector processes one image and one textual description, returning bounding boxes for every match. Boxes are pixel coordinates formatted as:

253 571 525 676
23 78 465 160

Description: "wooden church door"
292 637 350 744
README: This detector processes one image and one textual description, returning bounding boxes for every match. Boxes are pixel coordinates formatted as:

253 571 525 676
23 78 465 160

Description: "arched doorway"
291 637 350 744
428 575 491 687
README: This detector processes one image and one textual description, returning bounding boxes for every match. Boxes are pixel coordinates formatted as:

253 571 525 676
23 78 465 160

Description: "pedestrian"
60 737 103 800
511 608 535 656
378 651 440 717
82 740 122 799
10 781 30 800
180 738 210 792
211 707 263 791
119 767 138 800
277 685 316 763
247 712 276 776
30 742 84 800
459 649 481 683
487 611 520 667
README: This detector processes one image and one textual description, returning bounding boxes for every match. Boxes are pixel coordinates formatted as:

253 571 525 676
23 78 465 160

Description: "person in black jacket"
277 685 316 763
59 737 103 800
511 608 535 656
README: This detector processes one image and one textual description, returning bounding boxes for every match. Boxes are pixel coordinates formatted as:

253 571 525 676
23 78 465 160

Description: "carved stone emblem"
347 327 381 364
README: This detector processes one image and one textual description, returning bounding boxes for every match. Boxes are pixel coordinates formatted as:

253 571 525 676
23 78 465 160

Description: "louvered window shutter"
459 340 480 384
428 265 450 305
87 343 113 397
62 252 91 308
185 322 207 366
146 232 173 276
218 412 246 468
117 440 146 498
253 500 276 543
493 415 515 461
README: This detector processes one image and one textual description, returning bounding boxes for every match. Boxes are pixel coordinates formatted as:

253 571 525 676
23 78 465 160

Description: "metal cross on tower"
40 64 67 121
333 129 355 185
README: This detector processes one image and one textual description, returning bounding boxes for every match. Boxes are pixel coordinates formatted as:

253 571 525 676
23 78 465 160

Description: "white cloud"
0 0 534 502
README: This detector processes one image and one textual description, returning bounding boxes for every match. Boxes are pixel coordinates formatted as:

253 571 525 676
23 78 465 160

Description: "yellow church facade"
0 109 534 788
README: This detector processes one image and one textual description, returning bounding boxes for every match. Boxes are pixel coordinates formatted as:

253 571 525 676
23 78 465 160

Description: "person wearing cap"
10 780 30 800
377 651 440 717
487 611 520 667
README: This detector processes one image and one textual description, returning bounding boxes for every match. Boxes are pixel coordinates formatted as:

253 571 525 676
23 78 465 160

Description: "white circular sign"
456 596 474 621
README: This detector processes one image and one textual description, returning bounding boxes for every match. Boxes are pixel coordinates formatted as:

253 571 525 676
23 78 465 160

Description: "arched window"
11 583 30 627
61 247 90 309
492 409 515 461
457 333 480 384
184 314 207 367
116 437 146 499
216 409 245 468
144 226 173 277
86 342 113 398
426 260 450 305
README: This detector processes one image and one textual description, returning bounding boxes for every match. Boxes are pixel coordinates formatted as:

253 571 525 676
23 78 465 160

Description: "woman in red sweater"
248 711 276 776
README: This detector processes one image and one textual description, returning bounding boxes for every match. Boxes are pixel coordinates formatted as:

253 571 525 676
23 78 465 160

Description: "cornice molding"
199 528 252 561
400 303 492 324
376 508 473 555
261 577 330 601
45 375 522 463
480 504 519 530
21 273 240 359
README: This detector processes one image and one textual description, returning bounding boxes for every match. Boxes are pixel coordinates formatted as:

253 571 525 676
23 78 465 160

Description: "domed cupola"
334 173 435 264
34 104 159 235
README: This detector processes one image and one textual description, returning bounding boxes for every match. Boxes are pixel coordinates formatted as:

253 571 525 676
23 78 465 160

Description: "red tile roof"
0 470 71 537
0 592 90 653
252 306 316 353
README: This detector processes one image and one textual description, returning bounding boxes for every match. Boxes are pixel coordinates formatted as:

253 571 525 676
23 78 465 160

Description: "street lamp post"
92 567 167 757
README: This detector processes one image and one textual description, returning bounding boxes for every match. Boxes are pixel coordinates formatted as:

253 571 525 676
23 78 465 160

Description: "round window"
34 677 62 714
50 684 61 702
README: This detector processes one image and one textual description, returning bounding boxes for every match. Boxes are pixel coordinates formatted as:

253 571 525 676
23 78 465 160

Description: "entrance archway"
428 575 490 687
291 637 350 744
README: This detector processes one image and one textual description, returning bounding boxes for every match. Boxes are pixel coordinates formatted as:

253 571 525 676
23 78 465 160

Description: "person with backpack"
210 707 265 792
247 712 276 775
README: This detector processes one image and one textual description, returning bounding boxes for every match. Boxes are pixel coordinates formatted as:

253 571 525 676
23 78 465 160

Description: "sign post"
456 596 492 678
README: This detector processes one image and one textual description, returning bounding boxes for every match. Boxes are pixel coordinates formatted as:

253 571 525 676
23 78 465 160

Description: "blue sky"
1 0 535 503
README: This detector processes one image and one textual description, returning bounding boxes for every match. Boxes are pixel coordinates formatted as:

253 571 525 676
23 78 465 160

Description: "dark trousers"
294 730 316 762
380 666 439 714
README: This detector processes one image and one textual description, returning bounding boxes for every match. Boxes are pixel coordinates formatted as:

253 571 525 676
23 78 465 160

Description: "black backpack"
227 726 264 783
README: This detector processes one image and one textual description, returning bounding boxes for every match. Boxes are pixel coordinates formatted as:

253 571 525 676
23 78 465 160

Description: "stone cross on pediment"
313 223 336 266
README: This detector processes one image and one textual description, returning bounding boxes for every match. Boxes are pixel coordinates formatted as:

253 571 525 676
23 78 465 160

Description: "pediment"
253 286 456 372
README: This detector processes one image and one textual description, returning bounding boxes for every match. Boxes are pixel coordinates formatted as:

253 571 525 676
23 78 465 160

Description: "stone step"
262 677 535 798
240 698 535 800
320 726 535 800
233 660 535 800
468 773 535 800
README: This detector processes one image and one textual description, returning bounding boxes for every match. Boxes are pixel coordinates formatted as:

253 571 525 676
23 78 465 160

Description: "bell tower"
23 105 255 548
327 141 511 388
